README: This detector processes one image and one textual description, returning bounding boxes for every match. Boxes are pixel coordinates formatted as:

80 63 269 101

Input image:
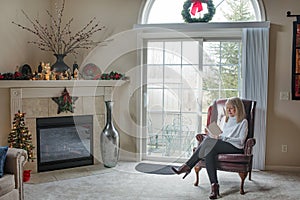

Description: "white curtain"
242 27 269 170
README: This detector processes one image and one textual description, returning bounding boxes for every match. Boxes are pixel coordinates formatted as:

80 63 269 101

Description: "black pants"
185 137 243 184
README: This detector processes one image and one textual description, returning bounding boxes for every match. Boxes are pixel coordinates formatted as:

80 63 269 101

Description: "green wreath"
182 0 216 23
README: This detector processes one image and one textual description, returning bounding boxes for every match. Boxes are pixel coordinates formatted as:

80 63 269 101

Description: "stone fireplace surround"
3 80 127 173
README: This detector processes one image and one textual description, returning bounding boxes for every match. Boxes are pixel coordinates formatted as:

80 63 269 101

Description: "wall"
264 0 300 170
61 0 142 67
0 0 51 72
0 0 300 170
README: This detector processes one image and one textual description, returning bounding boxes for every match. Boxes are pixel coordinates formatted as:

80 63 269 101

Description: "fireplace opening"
37 115 93 172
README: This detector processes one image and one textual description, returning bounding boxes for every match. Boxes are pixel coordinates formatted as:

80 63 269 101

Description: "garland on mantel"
98 71 125 80
0 71 127 80
0 72 29 80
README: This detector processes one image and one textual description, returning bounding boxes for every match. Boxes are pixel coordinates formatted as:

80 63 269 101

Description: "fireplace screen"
37 115 93 172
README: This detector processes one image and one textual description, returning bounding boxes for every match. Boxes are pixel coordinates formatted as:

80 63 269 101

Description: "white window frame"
135 22 270 165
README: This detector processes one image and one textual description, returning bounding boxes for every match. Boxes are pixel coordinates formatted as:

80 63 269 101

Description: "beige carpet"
24 162 300 200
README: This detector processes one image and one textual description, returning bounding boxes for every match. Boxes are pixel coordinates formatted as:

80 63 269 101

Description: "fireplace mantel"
8 79 128 121
0 79 128 88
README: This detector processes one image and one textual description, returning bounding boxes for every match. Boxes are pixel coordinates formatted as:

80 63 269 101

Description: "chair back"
206 99 256 139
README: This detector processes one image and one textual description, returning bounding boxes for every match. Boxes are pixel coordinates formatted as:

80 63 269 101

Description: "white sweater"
220 117 248 149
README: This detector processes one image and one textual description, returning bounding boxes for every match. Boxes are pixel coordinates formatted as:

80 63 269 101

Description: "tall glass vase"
100 101 120 168
51 54 70 73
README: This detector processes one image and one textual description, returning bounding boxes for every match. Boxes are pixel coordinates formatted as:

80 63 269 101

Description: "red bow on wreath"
191 0 203 16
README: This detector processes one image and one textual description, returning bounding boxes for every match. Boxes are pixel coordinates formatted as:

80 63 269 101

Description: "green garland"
182 0 216 23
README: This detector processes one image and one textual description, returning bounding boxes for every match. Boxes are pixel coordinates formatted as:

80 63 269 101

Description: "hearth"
37 115 93 172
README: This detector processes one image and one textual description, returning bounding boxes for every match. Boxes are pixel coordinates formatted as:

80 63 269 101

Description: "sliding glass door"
144 39 202 161
143 38 242 162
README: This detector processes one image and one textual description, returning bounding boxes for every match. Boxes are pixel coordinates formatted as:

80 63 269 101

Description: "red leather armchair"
194 99 256 195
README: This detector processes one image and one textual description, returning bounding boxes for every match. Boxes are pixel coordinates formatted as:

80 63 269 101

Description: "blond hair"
225 97 246 123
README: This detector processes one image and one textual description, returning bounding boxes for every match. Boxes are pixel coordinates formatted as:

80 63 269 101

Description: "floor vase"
100 101 120 168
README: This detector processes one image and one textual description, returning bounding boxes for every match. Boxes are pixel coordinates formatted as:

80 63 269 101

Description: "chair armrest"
244 138 256 156
4 148 27 193
195 133 207 145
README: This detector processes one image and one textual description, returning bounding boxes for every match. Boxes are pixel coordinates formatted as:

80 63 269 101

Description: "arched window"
141 0 265 24
139 0 268 170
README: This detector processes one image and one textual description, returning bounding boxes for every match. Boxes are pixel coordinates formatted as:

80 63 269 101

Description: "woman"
171 97 248 199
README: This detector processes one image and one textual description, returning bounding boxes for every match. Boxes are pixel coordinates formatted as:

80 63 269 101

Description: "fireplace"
7 81 127 173
37 115 94 172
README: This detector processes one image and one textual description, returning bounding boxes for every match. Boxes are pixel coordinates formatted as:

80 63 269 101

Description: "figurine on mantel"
43 63 51 80
65 69 72 80
31 62 76 80
72 61 79 80
36 62 49 80
37 62 43 73
73 68 79 80
73 61 78 74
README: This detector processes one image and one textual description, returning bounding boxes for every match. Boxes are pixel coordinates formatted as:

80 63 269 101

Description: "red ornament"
13 71 22 79
114 73 121 80
191 0 203 16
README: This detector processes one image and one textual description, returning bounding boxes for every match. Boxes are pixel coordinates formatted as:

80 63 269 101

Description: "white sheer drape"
242 28 269 170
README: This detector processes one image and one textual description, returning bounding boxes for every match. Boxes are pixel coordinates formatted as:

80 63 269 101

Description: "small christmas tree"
8 111 35 161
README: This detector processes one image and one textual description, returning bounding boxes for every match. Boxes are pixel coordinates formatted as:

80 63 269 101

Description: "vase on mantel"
100 101 120 168
51 54 70 73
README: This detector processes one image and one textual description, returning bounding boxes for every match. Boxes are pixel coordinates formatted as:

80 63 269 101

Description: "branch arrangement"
12 0 105 56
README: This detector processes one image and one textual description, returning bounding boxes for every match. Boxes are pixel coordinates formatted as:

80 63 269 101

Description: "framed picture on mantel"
292 21 300 100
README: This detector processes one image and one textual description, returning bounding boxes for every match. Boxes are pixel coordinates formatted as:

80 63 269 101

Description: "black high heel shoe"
171 164 191 179
209 183 220 199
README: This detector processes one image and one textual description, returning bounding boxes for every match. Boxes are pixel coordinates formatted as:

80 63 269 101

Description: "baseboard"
265 165 300 172
119 151 140 162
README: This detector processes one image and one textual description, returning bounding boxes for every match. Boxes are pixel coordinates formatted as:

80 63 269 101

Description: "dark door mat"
135 163 177 175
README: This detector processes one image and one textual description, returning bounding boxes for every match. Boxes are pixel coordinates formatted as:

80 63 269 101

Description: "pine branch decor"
12 0 105 56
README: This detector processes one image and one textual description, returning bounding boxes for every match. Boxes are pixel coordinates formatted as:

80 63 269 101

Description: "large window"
140 0 264 162
202 41 242 104
145 39 242 160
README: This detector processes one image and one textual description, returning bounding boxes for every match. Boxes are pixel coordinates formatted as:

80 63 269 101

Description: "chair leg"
249 158 253 181
248 170 252 181
194 165 202 186
238 172 248 195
